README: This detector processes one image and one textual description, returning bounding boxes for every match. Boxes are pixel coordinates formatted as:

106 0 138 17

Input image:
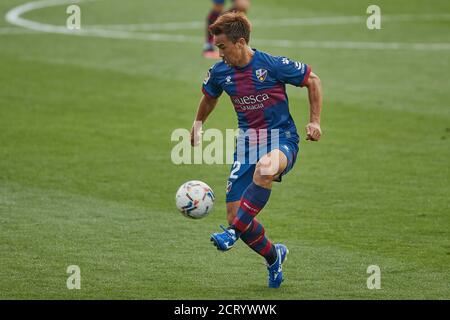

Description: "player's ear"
237 38 246 48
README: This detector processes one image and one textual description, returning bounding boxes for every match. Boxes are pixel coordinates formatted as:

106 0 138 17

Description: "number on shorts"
229 161 241 180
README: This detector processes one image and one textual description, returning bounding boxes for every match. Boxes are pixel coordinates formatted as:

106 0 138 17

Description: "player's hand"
190 122 204 147
305 122 322 141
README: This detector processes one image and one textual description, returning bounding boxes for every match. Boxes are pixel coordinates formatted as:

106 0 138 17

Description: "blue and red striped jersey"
202 49 311 137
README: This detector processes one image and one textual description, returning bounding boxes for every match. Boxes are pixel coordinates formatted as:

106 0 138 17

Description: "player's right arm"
190 95 219 146
191 65 223 147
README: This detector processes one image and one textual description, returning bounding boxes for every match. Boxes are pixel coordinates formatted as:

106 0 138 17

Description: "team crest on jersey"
256 69 268 82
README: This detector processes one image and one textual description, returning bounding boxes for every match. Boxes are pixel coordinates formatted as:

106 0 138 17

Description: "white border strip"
6 0 85 34
0 27 36 34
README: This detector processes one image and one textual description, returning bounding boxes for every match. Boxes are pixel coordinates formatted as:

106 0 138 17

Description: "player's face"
214 34 246 68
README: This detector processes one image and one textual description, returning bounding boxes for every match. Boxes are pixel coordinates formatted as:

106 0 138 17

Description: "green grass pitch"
0 0 449 299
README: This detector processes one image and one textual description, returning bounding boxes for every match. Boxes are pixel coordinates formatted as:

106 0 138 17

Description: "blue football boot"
210 225 238 251
267 243 289 288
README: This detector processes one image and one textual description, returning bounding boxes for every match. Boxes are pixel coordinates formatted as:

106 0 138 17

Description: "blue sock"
240 219 277 265
231 182 271 237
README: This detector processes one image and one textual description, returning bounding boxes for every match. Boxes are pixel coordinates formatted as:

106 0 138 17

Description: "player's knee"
254 165 275 186
255 157 278 180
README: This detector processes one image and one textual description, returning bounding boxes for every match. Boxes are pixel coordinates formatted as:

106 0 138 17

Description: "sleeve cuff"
300 66 312 87
202 87 220 99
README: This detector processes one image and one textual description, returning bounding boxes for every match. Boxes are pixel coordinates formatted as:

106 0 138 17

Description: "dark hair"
209 12 252 44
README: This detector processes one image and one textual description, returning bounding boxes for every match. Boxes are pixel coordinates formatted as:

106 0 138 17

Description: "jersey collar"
235 48 258 71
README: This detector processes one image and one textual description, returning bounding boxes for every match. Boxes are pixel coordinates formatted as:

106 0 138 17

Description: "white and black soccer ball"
175 180 215 219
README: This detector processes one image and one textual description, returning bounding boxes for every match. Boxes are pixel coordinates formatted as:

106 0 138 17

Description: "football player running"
192 12 322 288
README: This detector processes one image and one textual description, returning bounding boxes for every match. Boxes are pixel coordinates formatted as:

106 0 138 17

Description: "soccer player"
191 12 323 288
203 0 251 59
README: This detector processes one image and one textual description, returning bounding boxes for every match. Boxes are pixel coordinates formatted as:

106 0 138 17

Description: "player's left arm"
303 72 323 141
274 56 323 141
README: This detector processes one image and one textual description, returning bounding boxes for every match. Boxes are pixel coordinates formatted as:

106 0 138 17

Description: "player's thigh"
272 140 299 181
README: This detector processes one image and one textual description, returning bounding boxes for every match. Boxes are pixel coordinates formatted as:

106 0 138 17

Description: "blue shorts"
225 136 299 202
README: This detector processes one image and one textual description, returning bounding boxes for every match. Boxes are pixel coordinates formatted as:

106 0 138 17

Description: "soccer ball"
175 180 215 219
